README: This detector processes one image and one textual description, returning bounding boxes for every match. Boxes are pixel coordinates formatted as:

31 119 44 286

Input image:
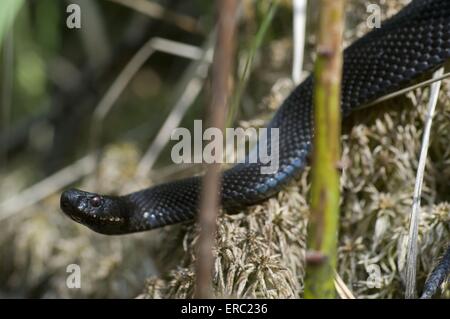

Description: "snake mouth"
69 212 124 224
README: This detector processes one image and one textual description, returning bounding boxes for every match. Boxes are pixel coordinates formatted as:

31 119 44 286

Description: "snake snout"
60 191 74 211
60 189 78 213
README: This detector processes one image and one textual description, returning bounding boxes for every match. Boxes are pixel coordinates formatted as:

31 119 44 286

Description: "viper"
60 0 450 297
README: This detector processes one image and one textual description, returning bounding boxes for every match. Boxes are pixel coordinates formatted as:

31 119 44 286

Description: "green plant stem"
0 0 23 49
304 0 345 299
227 1 278 126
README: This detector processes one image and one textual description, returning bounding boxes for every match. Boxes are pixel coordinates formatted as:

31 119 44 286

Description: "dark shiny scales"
60 0 450 295
62 0 450 234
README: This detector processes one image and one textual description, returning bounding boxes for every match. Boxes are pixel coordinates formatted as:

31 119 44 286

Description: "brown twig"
107 0 203 34
195 0 237 299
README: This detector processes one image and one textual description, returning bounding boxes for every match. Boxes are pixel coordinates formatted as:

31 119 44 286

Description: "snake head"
60 188 130 235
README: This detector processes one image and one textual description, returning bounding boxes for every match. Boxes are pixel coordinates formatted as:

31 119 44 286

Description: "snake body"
61 0 450 236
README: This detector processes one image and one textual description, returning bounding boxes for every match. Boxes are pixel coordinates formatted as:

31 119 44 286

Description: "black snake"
60 0 450 297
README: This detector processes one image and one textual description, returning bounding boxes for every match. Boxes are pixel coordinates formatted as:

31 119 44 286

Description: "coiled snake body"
60 0 450 297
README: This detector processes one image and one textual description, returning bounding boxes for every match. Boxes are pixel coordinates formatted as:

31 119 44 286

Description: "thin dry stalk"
107 0 202 34
334 271 356 299
195 0 237 299
88 37 206 180
135 37 215 177
364 71 450 108
405 67 444 299
292 0 307 84
0 154 96 221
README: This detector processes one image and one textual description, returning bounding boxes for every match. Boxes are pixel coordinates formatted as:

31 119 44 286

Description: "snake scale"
60 0 450 297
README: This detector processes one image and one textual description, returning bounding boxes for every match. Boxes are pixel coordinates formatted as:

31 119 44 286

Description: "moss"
0 0 448 299
139 79 449 299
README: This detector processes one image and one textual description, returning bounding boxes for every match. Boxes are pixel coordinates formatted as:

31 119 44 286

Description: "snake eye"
90 196 102 207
